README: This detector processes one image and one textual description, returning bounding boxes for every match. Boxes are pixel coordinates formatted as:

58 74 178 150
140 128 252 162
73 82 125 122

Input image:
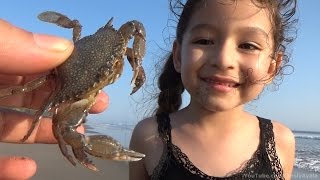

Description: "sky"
1 0 319 132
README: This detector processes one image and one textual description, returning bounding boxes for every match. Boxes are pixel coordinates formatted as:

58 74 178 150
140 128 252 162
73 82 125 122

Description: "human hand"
0 19 109 179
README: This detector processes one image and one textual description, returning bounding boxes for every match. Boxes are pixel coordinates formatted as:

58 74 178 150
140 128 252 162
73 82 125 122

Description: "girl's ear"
267 52 283 83
172 40 182 73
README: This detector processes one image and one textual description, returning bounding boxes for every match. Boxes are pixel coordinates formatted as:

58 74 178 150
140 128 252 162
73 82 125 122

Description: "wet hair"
155 0 298 115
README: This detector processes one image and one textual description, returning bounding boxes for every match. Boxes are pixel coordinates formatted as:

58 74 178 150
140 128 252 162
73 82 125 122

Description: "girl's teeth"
205 79 238 87
214 82 233 87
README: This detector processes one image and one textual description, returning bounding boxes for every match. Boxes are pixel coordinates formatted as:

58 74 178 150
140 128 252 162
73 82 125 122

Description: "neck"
177 102 249 132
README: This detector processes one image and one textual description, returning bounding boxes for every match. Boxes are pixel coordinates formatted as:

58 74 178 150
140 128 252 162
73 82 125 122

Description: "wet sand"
0 143 128 180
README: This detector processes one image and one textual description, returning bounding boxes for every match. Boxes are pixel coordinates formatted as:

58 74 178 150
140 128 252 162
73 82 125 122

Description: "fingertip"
77 125 85 134
33 33 72 53
32 33 74 68
20 156 37 177
0 19 74 74
89 91 109 114
0 156 37 179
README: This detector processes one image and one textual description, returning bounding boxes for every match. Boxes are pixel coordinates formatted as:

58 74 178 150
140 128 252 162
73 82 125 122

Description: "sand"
1 142 319 180
0 143 128 180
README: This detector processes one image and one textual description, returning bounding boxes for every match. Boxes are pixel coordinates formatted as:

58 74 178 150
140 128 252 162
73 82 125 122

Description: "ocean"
86 122 320 178
293 130 320 173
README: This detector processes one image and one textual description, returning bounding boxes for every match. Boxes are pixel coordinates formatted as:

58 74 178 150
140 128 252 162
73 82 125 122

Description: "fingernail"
10 156 30 160
98 92 109 106
33 33 72 52
97 95 108 104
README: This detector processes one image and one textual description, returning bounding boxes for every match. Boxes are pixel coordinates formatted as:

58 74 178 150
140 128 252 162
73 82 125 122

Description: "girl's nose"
209 41 236 70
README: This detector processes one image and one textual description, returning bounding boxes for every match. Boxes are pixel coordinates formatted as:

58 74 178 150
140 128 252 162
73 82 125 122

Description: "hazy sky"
1 0 319 132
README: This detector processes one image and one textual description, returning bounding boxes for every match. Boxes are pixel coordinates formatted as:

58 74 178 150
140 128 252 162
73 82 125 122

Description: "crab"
0 11 146 171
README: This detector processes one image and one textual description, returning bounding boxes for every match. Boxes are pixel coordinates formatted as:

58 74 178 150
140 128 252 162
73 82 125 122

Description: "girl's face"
173 0 280 112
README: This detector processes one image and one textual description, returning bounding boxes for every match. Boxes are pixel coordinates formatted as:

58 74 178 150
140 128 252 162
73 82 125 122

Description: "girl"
130 0 297 179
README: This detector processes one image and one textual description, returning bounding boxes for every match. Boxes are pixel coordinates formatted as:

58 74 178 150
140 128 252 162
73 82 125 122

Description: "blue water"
86 122 320 174
294 130 320 173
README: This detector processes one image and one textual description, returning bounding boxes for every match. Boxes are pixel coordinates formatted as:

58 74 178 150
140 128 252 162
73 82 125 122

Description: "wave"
295 158 320 173
86 122 135 131
294 131 320 140
295 135 320 140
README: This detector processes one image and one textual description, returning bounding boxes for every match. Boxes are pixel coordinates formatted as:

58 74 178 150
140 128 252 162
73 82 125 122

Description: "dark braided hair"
155 53 184 115
155 0 297 115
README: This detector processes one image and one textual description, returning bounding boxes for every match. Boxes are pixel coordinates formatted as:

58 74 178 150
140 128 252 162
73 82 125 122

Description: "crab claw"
118 19 146 95
130 66 145 95
85 135 145 161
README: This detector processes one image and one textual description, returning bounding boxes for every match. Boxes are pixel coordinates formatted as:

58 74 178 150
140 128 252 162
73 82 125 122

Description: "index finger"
0 19 74 75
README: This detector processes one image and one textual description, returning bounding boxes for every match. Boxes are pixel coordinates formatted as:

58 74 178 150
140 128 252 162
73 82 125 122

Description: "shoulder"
271 120 295 179
271 120 295 152
130 116 164 176
131 117 159 144
130 117 159 151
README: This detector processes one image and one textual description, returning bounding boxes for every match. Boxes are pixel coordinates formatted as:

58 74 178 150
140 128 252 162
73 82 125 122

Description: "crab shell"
54 23 129 105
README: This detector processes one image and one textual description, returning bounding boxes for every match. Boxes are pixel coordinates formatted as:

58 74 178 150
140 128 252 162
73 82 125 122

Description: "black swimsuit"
150 113 284 180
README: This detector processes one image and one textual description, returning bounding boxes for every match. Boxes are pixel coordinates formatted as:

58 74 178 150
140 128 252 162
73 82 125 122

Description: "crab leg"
0 106 53 118
118 20 146 95
0 74 56 142
52 99 96 170
38 11 82 42
0 75 50 99
21 93 55 142
126 53 146 95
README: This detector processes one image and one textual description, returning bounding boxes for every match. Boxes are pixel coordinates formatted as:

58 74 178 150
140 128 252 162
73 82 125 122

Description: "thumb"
0 156 37 179
0 19 74 75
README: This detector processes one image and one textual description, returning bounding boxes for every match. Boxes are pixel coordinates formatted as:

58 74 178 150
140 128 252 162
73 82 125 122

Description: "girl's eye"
239 43 260 50
194 39 214 45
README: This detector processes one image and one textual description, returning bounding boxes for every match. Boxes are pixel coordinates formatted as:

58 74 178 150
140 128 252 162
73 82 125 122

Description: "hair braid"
155 53 184 115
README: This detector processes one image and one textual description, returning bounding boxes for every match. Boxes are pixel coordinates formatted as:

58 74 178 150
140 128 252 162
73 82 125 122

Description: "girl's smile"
200 74 241 93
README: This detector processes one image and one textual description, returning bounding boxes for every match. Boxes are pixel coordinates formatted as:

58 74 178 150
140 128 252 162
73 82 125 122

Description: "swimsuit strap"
258 117 284 180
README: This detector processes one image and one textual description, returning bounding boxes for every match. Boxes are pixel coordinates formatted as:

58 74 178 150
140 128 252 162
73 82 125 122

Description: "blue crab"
0 11 146 171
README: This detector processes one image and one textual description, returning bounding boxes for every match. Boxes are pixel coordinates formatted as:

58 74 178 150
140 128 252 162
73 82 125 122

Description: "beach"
1 143 320 180
0 143 128 180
